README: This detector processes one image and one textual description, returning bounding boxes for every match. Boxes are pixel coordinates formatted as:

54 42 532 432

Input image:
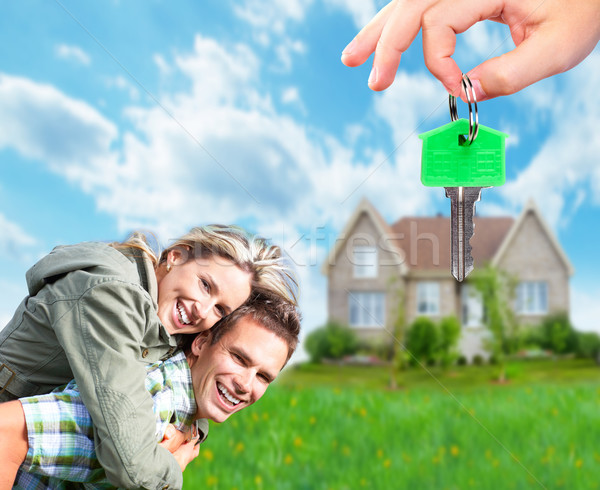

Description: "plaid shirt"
14 350 203 489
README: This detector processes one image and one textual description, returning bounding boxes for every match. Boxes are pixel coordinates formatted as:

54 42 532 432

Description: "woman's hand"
341 0 600 100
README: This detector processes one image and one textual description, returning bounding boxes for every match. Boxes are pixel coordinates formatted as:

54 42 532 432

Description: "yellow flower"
360 478 368 486
451 445 460 457
206 475 218 486
290 397 298 407
575 459 583 468
284 454 293 465
252 413 259 422
342 445 351 456
309 416 317 425
262 412 269 421
294 437 303 447
254 475 263 486
234 442 245 454
202 449 214 461
359 407 367 417
383 459 391 469
376 449 384 459
551 408 559 416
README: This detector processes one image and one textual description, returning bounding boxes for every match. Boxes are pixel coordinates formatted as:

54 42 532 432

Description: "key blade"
445 187 482 282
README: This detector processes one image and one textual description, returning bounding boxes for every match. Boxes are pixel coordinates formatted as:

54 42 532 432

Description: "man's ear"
191 331 211 357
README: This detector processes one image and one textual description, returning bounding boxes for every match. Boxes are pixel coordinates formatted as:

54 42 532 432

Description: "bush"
405 317 438 365
472 354 485 366
305 321 358 363
438 316 461 368
539 312 578 355
575 331 600 359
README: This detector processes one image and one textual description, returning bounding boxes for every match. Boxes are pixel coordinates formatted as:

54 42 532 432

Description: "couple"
0 225 300 489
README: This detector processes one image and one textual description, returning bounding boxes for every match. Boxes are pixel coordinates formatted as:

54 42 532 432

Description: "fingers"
369 0 434 91
422 0 505 97
341 1 396 68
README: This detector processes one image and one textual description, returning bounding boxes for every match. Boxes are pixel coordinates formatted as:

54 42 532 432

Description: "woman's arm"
54 281 183 489
0 401 28 490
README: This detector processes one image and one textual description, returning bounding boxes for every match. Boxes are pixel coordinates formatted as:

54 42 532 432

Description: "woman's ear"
167 247 189 267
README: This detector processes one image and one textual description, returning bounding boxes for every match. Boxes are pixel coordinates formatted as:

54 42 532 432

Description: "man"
0 293 300 489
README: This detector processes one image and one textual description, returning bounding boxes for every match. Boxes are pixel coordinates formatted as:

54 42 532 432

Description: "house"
321 198 574 361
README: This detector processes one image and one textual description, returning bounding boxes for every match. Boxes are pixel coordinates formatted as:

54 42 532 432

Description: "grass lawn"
184 359 600 489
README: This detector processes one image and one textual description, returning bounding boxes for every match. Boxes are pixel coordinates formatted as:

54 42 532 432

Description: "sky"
1 1 599 360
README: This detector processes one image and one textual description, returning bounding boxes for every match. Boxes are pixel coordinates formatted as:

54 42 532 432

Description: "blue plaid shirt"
14 350 205 489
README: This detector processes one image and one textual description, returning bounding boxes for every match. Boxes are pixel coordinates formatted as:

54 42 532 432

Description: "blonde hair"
114 225 298 305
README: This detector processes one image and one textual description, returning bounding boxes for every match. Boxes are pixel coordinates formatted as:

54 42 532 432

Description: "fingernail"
368 67 378 86
342 39 356 56
471 79 487 101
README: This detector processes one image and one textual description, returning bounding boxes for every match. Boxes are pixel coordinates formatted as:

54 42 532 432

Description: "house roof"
321 197 407 276
390 215 514 271
491 199 575 276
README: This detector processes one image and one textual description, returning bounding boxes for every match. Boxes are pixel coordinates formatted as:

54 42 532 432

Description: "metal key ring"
449 74 479 145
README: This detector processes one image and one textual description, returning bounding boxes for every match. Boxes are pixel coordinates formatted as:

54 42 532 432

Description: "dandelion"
451 445 460 457
294 436 303 448
252 413 259 422
383 459 391 469
254 475 263 486
551 408 559 416
290 397 297 407
309 416 317 425
359 407 367 417
360 478 368 486
202 449 214 461
234 442 245 454
206 475 218 486
284 454 293 465
575 459 583 468
342 445 351 456
376 449 384 459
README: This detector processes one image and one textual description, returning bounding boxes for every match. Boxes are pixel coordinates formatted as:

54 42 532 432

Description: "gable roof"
390 215 513 272
321 197 407 276
491 200 574 276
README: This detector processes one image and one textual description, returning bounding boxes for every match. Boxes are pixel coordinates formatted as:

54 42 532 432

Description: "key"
444 186 482 282
419 118 507 281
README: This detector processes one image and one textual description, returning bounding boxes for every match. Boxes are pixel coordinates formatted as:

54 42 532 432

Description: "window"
461 285 483 327
416 282 440 315
349 291 385 327
353 246 378 278
515 281 548 314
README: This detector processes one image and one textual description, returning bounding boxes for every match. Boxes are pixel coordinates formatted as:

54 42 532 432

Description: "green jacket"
0 241 184 489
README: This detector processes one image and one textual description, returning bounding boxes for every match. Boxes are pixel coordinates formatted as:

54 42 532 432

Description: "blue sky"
1 1 599 354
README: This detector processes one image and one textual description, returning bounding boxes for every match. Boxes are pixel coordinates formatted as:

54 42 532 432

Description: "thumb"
468 34 561 101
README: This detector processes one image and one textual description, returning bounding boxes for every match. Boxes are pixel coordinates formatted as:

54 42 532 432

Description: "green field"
183 360 600 489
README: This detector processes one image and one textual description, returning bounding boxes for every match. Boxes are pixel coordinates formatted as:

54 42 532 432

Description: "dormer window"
353 245 377 278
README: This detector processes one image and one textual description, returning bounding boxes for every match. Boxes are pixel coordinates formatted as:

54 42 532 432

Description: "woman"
0 224 297 489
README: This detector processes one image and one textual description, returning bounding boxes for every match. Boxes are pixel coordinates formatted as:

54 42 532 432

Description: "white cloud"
0 213 37 259
323 0 378 29
499 51 600 229
0 74 118 173
55 43 91 66
106 75 140 101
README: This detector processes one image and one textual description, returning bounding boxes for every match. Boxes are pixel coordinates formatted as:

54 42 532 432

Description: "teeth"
177 302 191 325
217 382 241 406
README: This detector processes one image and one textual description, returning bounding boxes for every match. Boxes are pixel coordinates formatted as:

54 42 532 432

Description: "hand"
341 0 600 100
159 424 200 472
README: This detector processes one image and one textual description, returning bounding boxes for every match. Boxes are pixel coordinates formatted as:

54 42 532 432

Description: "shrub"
405 316 438 365
305 321 358 363
575 331 600 359
438 316 461 368
539 312 578 355
472 354 485 366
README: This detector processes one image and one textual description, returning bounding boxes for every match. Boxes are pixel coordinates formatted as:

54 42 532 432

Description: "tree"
471 265 518 382
388 278 406 389
437 316 461 369
405 316 438 366
539 312 578 355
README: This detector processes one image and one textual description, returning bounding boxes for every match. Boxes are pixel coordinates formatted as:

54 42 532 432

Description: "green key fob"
419 119 508 187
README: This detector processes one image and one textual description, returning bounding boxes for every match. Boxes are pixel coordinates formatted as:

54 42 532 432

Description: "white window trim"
352 245 378 279
515 281 548 315
348 291 385 328
416 281 440 316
